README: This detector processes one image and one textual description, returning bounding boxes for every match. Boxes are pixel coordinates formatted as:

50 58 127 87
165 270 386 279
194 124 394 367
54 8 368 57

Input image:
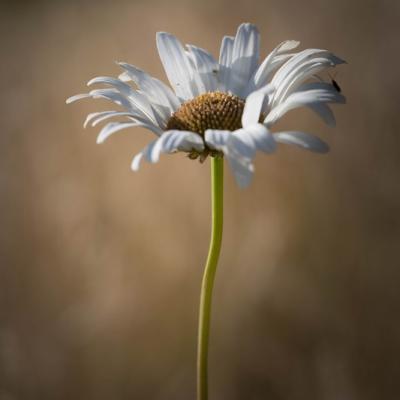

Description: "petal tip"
131 155 142 171
66 94 86 104
156 31 171 40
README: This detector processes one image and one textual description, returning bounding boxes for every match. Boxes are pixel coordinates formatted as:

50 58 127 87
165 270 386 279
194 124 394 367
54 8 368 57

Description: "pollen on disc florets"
167 91 245 136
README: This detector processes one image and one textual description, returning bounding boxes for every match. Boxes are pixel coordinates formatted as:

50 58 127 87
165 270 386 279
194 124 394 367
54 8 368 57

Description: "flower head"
67 23 346 188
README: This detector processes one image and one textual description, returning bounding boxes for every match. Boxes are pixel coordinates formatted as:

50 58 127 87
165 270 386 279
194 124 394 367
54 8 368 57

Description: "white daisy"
67 23 345 188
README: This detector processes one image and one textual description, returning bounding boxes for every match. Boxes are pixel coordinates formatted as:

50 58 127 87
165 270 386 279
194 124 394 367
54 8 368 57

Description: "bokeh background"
1 0 400 399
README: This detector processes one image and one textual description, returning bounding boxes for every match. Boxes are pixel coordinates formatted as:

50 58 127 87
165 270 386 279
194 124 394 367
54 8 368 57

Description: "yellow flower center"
167 91 245 136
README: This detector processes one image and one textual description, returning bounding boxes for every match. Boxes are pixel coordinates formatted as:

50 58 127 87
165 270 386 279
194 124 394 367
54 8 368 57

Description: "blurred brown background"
1 0 400 399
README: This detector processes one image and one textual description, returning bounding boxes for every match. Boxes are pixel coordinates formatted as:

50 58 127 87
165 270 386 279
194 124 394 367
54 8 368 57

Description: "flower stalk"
197 155 224 400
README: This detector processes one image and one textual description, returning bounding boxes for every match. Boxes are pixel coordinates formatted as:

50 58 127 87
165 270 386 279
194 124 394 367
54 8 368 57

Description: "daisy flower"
67 23 345 188
67 23 347 400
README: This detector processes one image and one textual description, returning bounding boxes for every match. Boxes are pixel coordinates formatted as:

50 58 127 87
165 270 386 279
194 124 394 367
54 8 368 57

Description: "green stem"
197 156 224 400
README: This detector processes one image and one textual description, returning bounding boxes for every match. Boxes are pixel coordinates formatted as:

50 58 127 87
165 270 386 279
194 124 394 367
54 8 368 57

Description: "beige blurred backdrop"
1 0 400 399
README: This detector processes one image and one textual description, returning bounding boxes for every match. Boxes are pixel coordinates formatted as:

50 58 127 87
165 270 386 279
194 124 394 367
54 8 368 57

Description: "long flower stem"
197 155 224 400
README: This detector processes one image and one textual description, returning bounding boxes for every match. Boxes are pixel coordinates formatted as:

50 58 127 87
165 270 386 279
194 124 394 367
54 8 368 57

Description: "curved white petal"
247 40 300 94
86 89 133 109
228 23 260 97
87 76 134 96
96 122 140 144
149 130 204 163
273 49 345 87
88 78 160 125
66 93 92 104
274 131 329 153
265 85 345 126
156 32 198 100
117 62 180 115
68 90 152 123
186 45 218 93
90 111 136 127
271 49 346 105
131 130 204 171
96 120 163 144
85 88 143 113
84 111 121 128
99 89 159 127
276 40 301 53
131 152 145 171
84 111 113 128
206 129 256 159
131 140 158 171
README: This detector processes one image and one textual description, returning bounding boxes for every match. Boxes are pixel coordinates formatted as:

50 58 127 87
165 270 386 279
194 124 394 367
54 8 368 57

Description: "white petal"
229 23 260 97
218 36 234 92
229 129 257 159
91 111 136 127
118 71 131 82
248 40 300 94
219 36 234 66
186 45 218 92
72 88 135 112
242 90 265 127
131 130 204 170
131 140 158 171
308 103 336 127
228 153 255 189
97 120 163 143
276 40 301 53
244 123 276 153
206 129 257 159
271 49 345 105
149 130 204 163
158 130 204 154
218 36 235 92
242 84 274 127
96 122 138 144
273 50 345 88
83 111 116 128
265 84 345 126
205 129 255 189
156 32 197 100
70 88 160 128
88 78 160 125
131 152 144 171
124 91 158 125
274 131 329 153
242 91 264 128
227 134 256 188
204 129 231 151
87 76 134 96
88 88 135 109
66 93 92 104
117 62 180 113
